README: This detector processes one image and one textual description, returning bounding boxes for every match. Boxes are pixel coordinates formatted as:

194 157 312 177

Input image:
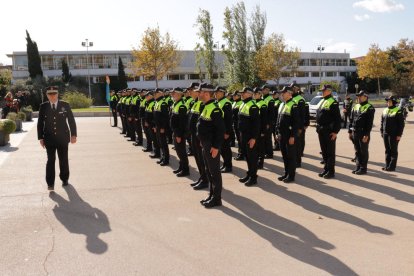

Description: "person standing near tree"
37 86 77 191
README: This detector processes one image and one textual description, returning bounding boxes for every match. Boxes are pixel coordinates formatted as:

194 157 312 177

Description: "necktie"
52 103 56 111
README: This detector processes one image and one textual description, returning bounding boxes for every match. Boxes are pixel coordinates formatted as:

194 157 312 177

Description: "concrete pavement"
0 109 413 275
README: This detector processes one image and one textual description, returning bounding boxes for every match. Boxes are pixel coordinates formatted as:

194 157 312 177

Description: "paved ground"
1 110 413 275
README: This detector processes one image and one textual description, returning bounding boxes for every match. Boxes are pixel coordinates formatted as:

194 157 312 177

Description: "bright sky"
1 0 412 65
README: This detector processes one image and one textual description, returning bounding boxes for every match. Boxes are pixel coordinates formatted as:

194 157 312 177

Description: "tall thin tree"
25 30 43 79
195 9 216 84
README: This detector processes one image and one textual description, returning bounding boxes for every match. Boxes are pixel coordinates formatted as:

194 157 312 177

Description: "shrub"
21 105 33 112
0 119 17 134
6 112 17 121
17 111 26 121
62 92 93 109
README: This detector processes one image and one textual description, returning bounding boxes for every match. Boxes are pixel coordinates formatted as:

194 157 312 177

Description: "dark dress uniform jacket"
37 101 77 146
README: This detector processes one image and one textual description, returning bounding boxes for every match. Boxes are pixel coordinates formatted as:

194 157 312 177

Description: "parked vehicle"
308 92 343 119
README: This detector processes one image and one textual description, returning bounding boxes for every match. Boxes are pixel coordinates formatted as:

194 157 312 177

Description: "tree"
249 5 267 86
61 59 72 84
255 33 300 86
117 57 128 90
222 7 236 86
387 39 414 96
25 30 43 79
195 9 216 84
131 27 181 88
357 44 393 95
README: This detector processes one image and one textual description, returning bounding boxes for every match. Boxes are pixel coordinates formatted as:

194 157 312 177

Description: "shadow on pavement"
49 184 111 254
0 146 19 152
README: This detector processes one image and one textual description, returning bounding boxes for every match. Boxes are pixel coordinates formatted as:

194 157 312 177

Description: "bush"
21 105 33 112
6 112 17 121
62 92 93 108
0 119 16 134
17 111 26 121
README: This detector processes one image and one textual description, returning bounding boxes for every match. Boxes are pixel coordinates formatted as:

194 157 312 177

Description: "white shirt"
50 100 59 110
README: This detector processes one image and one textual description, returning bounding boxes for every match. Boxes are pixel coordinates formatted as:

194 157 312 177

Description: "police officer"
127 89 138 142
196 83 225 208
343 94 353 129
276 86 300 183
272 90 282 151
131 89 143 146
153 88 170 165
262 84 275 158
140 90 152 152
144 91 161 159
348 90 375 175
187 84 208 190
290 82 310 167
232 90 244 160
238 87 260 186
316 85 342 179
118 90 127 135
215 86 233 173
381 96 405 171
109 90 119 127
253 87 268 169
124 89 135 141
170 87 190 177
164 89 174 145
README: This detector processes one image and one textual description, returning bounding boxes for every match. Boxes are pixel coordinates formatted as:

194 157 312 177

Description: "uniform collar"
243 97 253 103
205 99 216 105
50 100 59 108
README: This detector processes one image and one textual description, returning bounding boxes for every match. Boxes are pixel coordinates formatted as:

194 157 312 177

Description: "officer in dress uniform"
381 96 405 171
232 91 244 160
290 82 310 167
37 86 77 191
276 86 300 183
109 90 119 127
238 87 260 186
316 85 342 179
253 87 268 169
215 86 233 173
196 83 225 208
153 89 170 165
144 91 160 158
170 88 190 177
348 90 375 175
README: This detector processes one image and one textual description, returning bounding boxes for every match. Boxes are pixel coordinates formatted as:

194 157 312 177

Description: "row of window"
281 71 352 78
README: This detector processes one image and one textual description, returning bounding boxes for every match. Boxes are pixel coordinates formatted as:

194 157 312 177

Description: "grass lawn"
72 107 111 112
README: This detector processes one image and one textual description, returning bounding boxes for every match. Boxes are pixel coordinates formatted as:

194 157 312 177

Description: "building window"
281 72 294 78
311 72 320 77
310 59 320 66
323 59 335 66
298 59 309 66
144 75 156 81
167 74 185 80
336 59 348 66
326 72 337 77
350 60 357 66
188 73 205 80
340 72 351 77
296 71 308 77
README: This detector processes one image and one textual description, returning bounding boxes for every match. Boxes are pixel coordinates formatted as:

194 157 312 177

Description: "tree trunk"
155 78 158 89
377 77 381 95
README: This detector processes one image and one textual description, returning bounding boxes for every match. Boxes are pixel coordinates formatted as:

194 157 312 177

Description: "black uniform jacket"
37 101 77 146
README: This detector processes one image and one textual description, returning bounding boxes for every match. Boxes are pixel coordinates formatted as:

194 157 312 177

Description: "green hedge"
62 92 93 109
0 119 16 134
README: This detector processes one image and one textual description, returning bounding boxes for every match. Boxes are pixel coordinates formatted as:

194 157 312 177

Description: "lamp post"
317 45 325 85
81 39 93 98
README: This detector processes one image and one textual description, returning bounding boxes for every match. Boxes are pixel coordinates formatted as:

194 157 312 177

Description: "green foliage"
6 112 17 121
21 105 33 112
17 112 26 121
62 92 93 108
195 9 216 84
320 80 340 92
61 59 72 83
0 119 16 134
227 82 244 93
26 30 43 79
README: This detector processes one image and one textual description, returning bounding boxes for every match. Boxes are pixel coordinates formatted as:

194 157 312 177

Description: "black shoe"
120 132 126 134
124 135 129 138
320 160 325 164
156 159 164 164
190 179 201 187
245 177 257 186
351 158 356 162
234 155 245 161
283 177 295 183
220 167 232 173
323 173 335 179
160 160 169 166
47 186 54 191
352 168 360 174
173 168 182 174
62 180 69 187
258 163 264 170
318 171 328 177
149 154 160 159
278 174 288 181
386 168 395 171
264 154 273 159
176 170 190 177
239 175 250 183
203 197 222 208
193 181 208 190
127 138 135 141
296 163 302 168
142 148 152 152
381 167 387 171
187 151 194 156
200 195 212 204
354 170 367 175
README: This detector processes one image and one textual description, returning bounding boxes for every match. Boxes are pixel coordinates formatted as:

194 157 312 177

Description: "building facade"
7 50 356 92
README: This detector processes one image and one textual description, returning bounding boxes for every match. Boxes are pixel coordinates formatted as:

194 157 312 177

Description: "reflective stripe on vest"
200 102 222 121
383 106 400 117
125 96 132 105
172 99 185 114
140 98 147 107
154 98 167 112
320 97 335 110
281 100 295 115
255 99 267 109
239 100 255 117
131 95 140 105
145 101 155 112
292 94 305 105
110 95 118 101
264 95 274 105
353 103 372 113
232 100 242 109
218 98 231 109
185 98 193 109
191 100 202 114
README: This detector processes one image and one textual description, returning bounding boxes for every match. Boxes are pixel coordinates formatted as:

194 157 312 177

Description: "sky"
1 0 412 65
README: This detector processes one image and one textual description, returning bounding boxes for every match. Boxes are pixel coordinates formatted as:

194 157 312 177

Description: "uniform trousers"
191 133 208 182
142 119 152 150
111 109 118 127
264 128 274 156
134 118 143 143
258 134 265 165
201 140 222 199
149 127 160 155
156 128 169 160
383 134 399 170
280 135 297 178
46 143 69 186
220 137 233 168
240 133 258 178
352 132 370 171
173 135 189 170
296 129 305 165
317 128 336 174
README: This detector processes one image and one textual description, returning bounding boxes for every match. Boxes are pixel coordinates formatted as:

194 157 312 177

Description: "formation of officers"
109 82 406 208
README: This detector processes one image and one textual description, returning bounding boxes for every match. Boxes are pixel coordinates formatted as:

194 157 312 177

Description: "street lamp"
317 45 325 85
81 39 93 98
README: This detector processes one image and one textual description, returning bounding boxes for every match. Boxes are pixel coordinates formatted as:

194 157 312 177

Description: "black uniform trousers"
343 112 350 128
280 135 297 178
127 118 136 140
352 132 370 171
120 114 127 134
258 134 265 165
220 137 233 168
174 135 189 170
383 134 399 170
149 127 160 155
111 109 118 127
317 128 336 174
191 133 208 182
142 119 152 150
134 118 143 143
296 129 305 165
46 143 69 186
156 128 169 160
241 133 258 178
201 140 222 199
233 123 244 155
264 128 273 156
